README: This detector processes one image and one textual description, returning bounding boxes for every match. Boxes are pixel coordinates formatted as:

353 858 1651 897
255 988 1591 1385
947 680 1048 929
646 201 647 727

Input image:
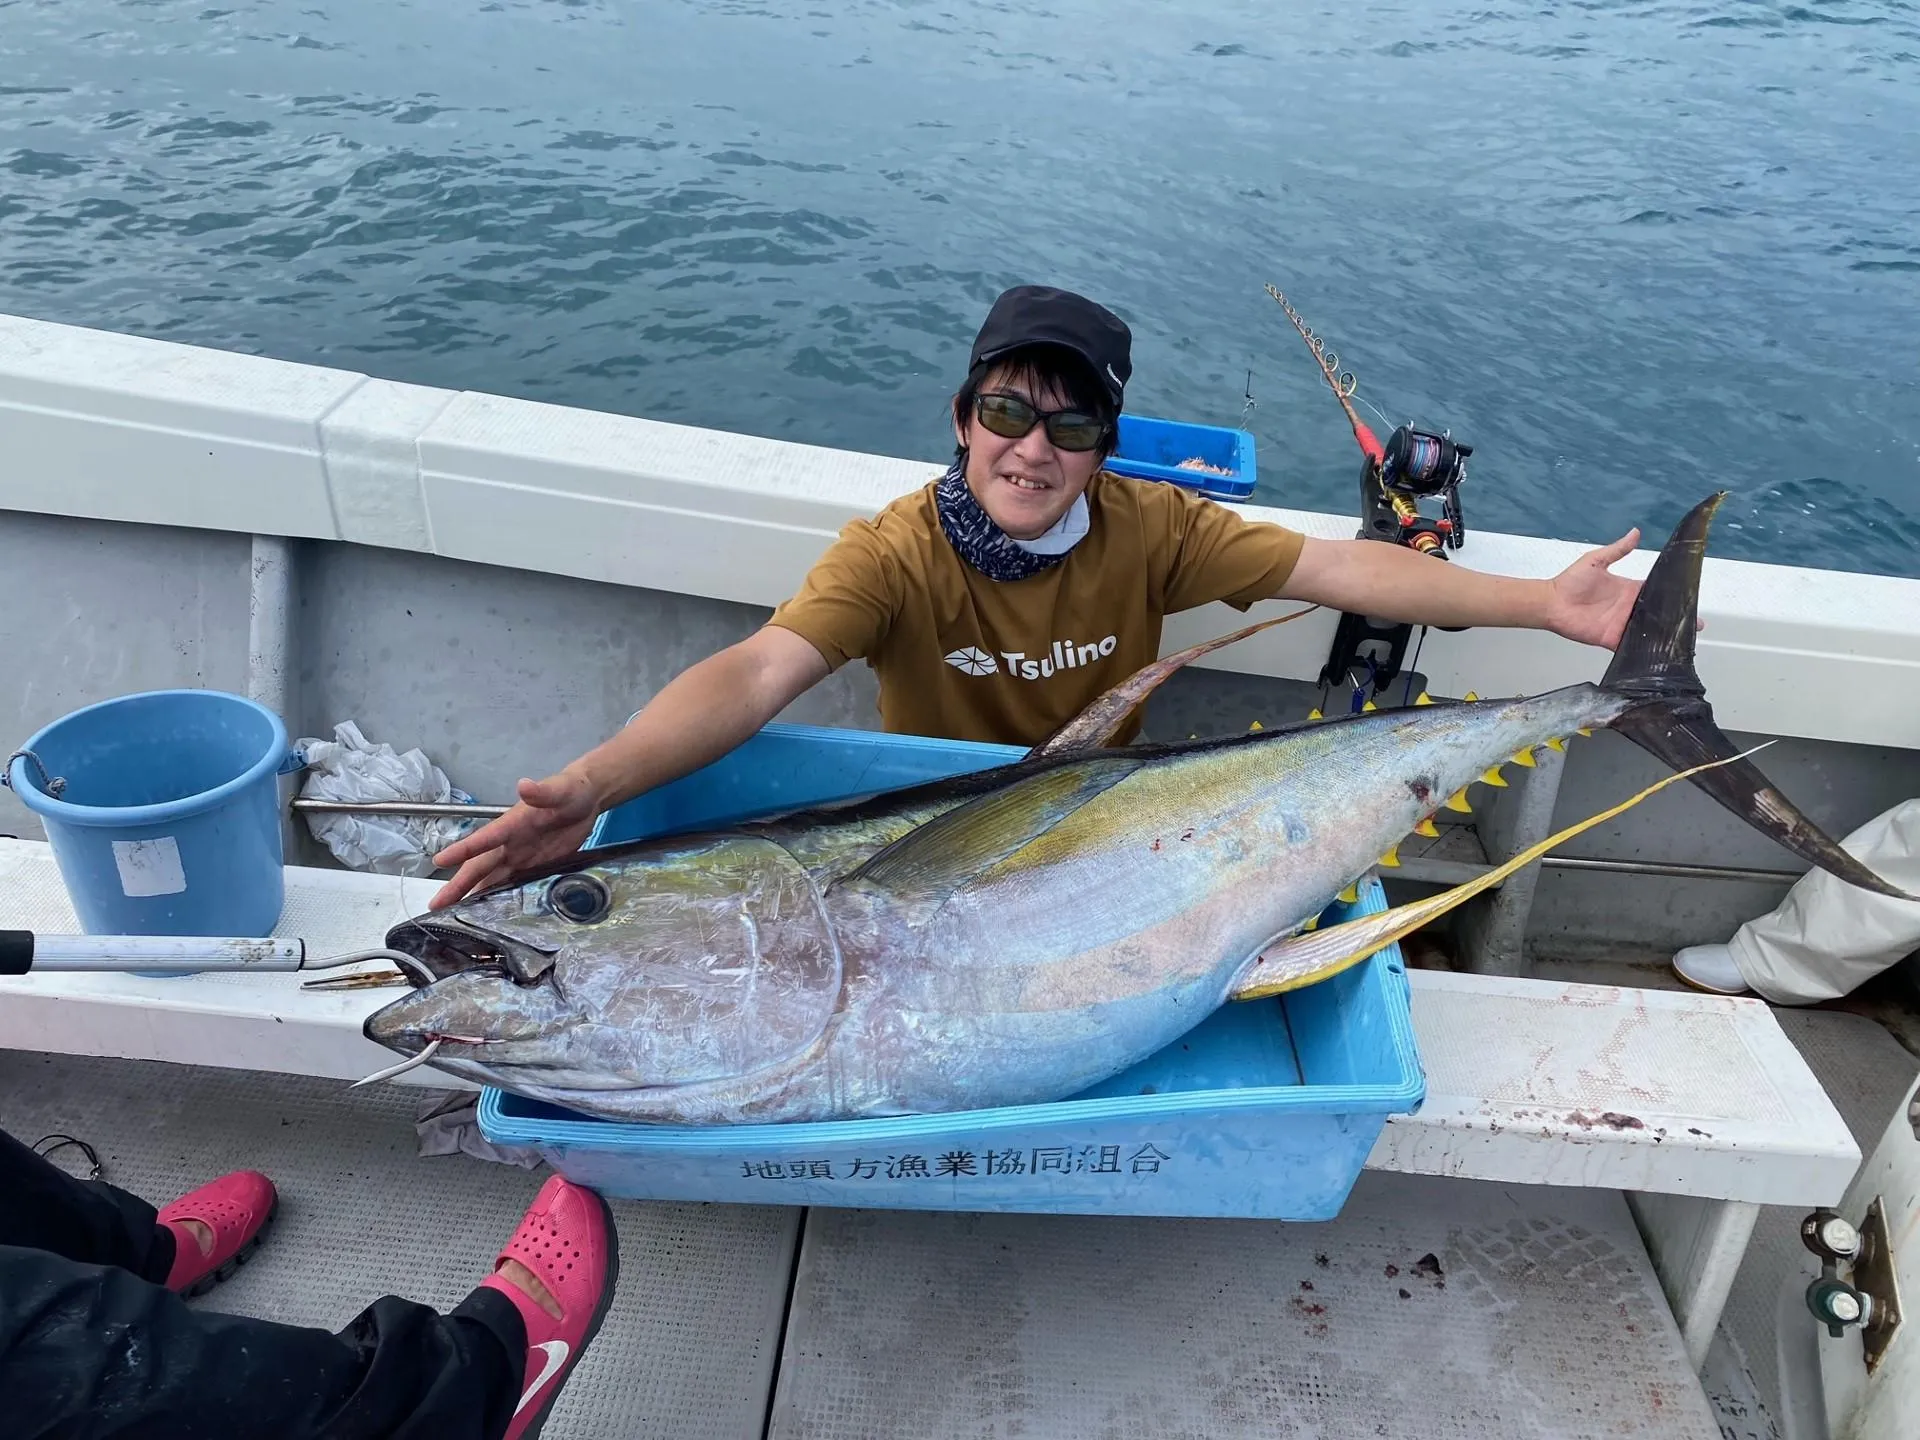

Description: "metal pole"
1538 856 1803 885
10 933 307 972
290 799 510 819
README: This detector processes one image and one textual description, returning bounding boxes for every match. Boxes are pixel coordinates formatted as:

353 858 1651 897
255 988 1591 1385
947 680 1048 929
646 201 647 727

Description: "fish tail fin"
1600 491 1912 899
1231 743 1768 1001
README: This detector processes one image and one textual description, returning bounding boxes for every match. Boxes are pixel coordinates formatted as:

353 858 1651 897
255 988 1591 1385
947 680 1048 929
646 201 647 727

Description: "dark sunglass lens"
976 394 1037 438
1046 414 1104 451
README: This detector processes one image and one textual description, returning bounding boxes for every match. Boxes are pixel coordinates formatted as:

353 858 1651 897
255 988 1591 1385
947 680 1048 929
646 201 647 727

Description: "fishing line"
349 1031 507 1089
1354 392 1396 432
349 1037 444 1089
1401 626 1428 708
299 947 436 990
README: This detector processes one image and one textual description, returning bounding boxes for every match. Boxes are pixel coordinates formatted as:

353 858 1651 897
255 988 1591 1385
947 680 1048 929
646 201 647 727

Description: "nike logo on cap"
515 1340 570 1417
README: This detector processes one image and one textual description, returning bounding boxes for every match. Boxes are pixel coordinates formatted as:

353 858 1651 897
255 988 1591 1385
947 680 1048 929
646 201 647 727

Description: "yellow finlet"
1463 690 1480 702
1414 691 1433 706
1444 788 1473 813
1361 699 1378 713
1378 843 1401 868
1337 884 1359 905
1301 914 1319 932
1479 766 1508 788
1413 817 1440 838
1510 748 1536 768
1249 720 1263 731
1576 727 1594 738
1307 708 1323 721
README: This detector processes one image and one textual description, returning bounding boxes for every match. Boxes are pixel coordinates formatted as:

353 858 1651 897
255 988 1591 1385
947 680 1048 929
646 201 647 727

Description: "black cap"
969 285 1132 407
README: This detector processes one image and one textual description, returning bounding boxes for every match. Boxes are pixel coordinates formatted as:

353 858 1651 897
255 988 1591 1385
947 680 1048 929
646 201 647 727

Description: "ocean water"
2 0 1917 576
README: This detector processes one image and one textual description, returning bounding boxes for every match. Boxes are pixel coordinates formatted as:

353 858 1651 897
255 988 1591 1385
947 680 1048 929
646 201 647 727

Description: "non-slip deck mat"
769 1168 1720 1439
0 1050 798 1440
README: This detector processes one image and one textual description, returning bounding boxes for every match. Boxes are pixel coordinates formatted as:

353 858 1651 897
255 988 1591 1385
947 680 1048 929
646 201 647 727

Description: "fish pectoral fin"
839 756 1142 898
1226 743 1772 1002
1030 607 1319 756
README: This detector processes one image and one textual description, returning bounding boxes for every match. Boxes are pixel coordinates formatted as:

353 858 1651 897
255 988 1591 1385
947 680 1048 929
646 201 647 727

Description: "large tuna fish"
363 493 1910 1123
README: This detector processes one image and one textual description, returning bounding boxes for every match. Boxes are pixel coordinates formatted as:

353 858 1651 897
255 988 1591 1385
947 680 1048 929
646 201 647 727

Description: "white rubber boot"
1671 943 1752 997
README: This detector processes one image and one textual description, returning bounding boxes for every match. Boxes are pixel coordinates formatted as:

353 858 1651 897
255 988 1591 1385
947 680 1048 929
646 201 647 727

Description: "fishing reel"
1363 425 1469 557
1319 427 1472 696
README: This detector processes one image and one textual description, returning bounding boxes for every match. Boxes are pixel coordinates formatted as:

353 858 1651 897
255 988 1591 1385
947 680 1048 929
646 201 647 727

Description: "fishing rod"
1265 285 1472 700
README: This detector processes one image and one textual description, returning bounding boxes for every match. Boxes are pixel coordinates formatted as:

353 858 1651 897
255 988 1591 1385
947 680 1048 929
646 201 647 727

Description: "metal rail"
291 799 510 819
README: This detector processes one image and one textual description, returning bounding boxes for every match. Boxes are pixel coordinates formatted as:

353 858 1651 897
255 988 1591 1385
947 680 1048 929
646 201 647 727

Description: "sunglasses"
973 392 1107 452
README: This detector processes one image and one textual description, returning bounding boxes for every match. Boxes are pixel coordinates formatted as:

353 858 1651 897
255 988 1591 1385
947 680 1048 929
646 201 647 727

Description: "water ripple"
0 0 1915 577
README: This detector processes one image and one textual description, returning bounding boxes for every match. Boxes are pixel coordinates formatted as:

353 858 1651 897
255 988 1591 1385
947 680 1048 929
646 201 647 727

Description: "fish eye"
546 873 612 925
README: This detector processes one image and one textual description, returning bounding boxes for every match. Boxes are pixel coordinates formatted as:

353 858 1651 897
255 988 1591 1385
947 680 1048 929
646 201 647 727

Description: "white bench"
0 837 1859 1368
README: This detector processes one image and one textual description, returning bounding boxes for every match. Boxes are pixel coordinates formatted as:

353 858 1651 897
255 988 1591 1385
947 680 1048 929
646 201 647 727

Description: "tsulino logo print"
998 635 1117 681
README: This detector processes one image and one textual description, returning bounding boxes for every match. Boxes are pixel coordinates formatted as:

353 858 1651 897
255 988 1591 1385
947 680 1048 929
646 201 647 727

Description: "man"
432 285 1646 909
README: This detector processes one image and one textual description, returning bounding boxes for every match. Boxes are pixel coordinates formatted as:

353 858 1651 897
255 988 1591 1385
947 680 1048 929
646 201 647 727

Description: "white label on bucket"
113 837 187 898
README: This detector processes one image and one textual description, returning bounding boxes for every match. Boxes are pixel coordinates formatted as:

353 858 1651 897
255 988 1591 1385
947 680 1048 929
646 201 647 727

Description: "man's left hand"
1544 530 1644 651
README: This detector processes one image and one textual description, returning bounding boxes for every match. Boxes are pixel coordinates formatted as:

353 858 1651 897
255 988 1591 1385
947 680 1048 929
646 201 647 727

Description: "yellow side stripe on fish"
1227 743 1776 1002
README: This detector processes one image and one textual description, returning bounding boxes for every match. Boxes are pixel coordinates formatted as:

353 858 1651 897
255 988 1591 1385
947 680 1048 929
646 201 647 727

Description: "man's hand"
425 624 832 912
1542 529 1644 651
429 768 600 911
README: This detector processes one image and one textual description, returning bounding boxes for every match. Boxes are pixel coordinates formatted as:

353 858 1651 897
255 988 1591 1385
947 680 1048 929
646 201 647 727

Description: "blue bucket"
5 690 297 944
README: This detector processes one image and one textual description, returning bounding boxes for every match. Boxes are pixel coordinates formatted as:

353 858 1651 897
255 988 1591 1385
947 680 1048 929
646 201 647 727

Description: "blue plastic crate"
1105 413 1258 501
585 722 1026 848
482 724 1424 1221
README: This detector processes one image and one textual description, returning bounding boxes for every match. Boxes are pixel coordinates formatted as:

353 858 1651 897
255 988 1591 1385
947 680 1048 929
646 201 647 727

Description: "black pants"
1 1127 526 1440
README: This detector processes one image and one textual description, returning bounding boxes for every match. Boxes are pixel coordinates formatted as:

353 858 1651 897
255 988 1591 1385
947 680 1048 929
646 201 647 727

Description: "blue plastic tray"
483 724 1424 1221
1105 413 1258 500
586 722 1026 848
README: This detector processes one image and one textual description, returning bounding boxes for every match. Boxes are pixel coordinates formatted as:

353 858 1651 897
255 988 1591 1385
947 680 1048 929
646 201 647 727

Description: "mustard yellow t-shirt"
768 472 1305 747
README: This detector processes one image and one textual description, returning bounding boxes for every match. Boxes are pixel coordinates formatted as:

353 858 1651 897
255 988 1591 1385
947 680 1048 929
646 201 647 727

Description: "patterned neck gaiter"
934 457 1088 583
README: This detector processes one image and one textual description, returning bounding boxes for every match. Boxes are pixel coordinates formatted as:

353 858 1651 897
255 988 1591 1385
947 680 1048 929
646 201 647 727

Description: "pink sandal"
478 1174 620 1440
156 1169 279 1297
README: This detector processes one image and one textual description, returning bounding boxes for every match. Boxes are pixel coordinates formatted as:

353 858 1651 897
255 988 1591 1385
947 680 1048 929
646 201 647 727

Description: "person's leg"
3 1170 614 1440
0 1128 175 1282
0 1124 278 1296
1675 797 1920 1003
2 1242 525 1440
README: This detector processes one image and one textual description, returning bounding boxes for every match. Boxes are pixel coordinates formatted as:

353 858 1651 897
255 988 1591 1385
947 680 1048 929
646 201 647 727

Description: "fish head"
362 859 635 1085
362 836 848 1111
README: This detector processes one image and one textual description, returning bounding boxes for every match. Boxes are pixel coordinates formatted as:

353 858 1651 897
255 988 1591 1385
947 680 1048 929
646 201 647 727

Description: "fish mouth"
382 916 556 987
